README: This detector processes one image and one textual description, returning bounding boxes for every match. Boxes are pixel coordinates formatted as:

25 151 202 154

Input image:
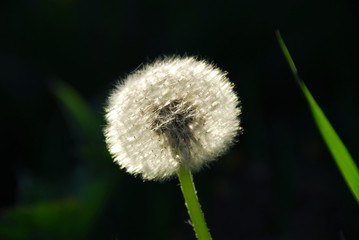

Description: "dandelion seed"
104 56 241 180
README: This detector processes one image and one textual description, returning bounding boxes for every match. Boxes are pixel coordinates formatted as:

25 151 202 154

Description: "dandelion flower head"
104 57 241 180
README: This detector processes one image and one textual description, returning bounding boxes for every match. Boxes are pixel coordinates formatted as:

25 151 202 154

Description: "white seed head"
104 56 241 180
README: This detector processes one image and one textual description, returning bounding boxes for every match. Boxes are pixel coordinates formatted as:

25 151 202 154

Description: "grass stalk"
276 30 359 204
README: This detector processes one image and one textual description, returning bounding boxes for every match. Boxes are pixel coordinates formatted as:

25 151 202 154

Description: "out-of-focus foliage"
0 180 109 239
1 80 116 239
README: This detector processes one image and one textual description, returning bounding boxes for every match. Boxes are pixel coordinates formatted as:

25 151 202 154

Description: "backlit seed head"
104 56 241 180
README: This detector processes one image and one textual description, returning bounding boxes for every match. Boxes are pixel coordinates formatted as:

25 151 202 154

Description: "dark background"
1 0 359 239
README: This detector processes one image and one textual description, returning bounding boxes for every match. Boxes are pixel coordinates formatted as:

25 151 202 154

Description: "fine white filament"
104 57 241 180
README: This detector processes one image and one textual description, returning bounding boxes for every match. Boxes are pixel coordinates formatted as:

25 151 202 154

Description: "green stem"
177 165 212 240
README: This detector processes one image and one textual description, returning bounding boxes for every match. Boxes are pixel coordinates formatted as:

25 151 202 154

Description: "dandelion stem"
177 165 212 240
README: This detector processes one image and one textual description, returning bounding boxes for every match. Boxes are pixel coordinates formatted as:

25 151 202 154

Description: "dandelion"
104 56 241 180
104 56 241 239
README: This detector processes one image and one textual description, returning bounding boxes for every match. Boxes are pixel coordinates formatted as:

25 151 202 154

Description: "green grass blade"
50 79 98 134
50 79 111 166
276 30 359 204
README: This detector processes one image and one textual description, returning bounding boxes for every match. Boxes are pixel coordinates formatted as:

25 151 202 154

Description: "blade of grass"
50 79 112 166
50 79 98 134
276 30 359 204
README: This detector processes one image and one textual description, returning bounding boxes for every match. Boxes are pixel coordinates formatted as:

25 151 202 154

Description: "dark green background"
1 0 359 239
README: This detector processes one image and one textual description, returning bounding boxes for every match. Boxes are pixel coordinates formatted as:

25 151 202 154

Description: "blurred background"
1 0 359 239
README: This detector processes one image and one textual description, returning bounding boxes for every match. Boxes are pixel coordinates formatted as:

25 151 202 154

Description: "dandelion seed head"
104 56 241 180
